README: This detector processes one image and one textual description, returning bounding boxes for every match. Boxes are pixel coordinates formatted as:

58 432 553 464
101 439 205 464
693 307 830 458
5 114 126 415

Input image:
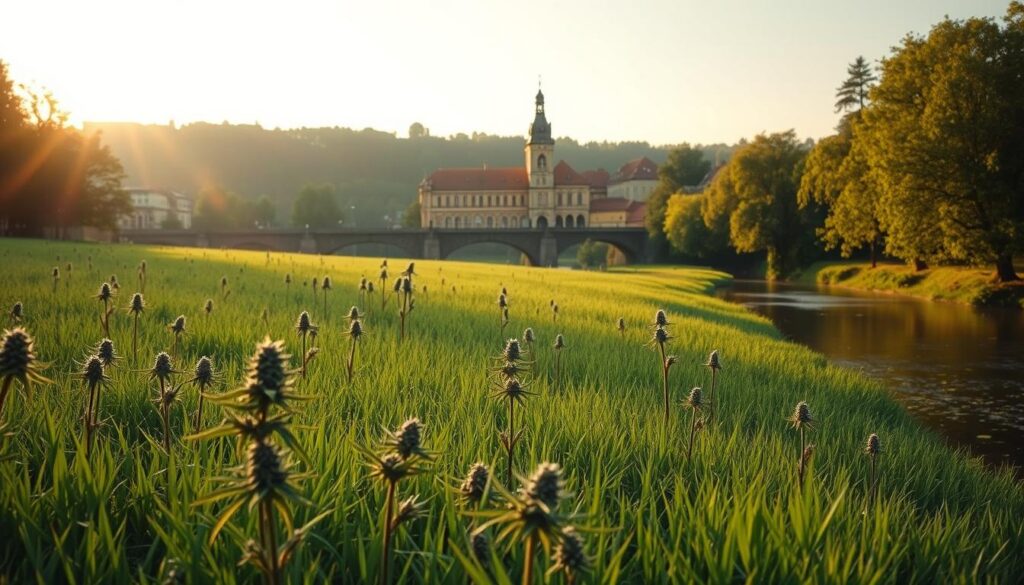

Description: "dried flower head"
81 355 106 388
494 378 529 404
502 339 523 362
359 277 367 291
322 276 332 290
150 352 175 382
523 328 535 344
471 532 491 568
246 441 289 494
549 526 590 579
685 387 703 410
52 266 60 279
220 276 228 288
460 462 490 506
96 338 117 366
388 417 427 460
296 311 314 335
129 293 145 314
391 495 427 530
392 277 402 292
204 299 214 314
348 319 363 339
788 401 813 430
239 338 295 410
0 328 48 388
617 317 626 333
97 283 112 302
866 433 881 457
402 262 415 276
401 277 413 294
169 315 186 335
651 327 671 346
285 273 292 284
348 306 360 322
498 294 508 309
653 309 669 327
10 302 23 322
553 334 565 350
193 356 215 389
665 355 678 368
367 282 375 293
522 462 566 510
706 350 721 370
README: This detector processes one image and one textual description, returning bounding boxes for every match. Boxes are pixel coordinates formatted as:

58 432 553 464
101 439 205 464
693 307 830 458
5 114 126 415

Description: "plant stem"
195 390 204 432
85 382 97 459
102 299 109 337
261 497 281 585
659 342 669 425
160 378 170 453
687 409 697 461
798 427 805 487
507 396 515 483
709 368 718 420
381 479 397 585
0 377 12 424
133 313 139 364
323 290 328 324
347 338 357 382
301 333 307 378
521 534 535 585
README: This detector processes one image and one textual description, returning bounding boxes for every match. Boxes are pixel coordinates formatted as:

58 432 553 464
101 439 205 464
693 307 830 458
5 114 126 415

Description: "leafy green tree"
859 5 1024 281
193 187 237 230
408 122 427 139
702 131 811 280
576 239 609 269
402 200 421 228
251 195 277 228
834 56 877 113
644 144 712 260
663 193 727 258
291 183 343 229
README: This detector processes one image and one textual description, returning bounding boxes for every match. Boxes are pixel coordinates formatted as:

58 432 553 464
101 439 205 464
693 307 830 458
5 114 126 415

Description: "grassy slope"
807 261 1024 307
0 238 1021 584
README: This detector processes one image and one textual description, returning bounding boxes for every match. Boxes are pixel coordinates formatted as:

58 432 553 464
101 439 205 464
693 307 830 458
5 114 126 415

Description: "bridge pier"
539 232 558 267
299 234 317 254
423 233 441 260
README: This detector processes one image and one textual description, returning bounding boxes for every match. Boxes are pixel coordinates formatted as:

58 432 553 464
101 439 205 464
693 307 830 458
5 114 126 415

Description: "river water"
715 280 1024 473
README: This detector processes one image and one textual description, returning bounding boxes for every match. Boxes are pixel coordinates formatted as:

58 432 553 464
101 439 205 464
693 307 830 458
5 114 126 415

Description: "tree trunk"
995 252 1019 282
912 258 928 272
870 240 877 269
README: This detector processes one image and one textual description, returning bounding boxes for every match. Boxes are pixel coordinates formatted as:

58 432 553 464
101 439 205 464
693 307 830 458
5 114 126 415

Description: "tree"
799 116 883 266
834 56 878 113
663 193 727 258
859 5 1024 281
193 186 239 230
576 239 609 269
252 195 276 228
402 199 421 228
408 122 427 139
702 131 811 280
644 144 712 259
161 213 183 229
291 183 343 229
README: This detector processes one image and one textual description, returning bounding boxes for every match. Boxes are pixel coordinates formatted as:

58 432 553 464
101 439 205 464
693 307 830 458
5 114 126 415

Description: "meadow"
0 237 1022 584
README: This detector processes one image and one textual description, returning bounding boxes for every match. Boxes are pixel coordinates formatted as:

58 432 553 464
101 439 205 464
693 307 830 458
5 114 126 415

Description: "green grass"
810 262 1024 307
0 237 1022 584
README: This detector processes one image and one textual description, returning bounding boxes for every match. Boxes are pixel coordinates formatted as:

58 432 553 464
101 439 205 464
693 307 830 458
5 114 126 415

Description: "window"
577 192 583 206
576 214 585 227
538 154 547 171
486 217 494 227
557 192 563 206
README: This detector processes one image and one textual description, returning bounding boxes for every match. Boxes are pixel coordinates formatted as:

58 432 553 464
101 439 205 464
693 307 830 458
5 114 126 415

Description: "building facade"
419 90 600 230
118 188 193 230
607 157 659 201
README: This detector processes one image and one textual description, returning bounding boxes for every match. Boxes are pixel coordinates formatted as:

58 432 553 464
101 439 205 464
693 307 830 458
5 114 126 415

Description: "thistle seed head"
379 268 388 281
498 294 507 309
665 355 678 368
52 266 60 279
0 328 40 382
97 338 117 366
170 315 186 335
686 387 703 409
220 276 228 288
471 532 491 568
391 495 427 529
10 302 23 321
348 306 360 322
652 327 670 346
789 401 813 430
151 352 174 381
129 293 145 314
401 277 412 294
349 319 363 339
296 311 313 334
403 262 415 276
392 277 402 292
617 317 626 332
553 334 565 350
82 355 105 387
802 444 816 467
285 273 292 284
522 462 565 510
110 275 118 285
372 452 410 483
204 299 214 314
654 309 668 327
707 350 721 370
866 433 881 457
381 258 388 268
359 277 367 291
503 339 522 362
246 441 288 493
194 356 215 389
460 462 490 506
367 282 374 293
390 417 424 460
523 328 535 344
312 277 319 290
551 526 590 577
322 276 332 290
243 338 293 406
97 283 112 302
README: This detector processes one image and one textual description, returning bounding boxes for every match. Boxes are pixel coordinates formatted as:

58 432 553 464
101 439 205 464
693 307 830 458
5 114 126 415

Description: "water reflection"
716 280 1024 472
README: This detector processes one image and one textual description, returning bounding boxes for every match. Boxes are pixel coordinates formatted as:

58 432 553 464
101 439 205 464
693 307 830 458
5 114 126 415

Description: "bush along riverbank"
813 263 1024 307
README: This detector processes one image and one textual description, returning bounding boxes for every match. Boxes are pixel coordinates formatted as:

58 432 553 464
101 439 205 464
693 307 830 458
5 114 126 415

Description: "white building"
118 188 193 230
607 157 659 201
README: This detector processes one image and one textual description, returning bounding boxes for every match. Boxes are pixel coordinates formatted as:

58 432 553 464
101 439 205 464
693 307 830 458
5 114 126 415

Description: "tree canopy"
834 56 877 113
291 184 344 229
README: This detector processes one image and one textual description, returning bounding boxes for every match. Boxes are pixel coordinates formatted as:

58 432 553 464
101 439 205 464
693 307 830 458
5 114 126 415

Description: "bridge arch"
555 231 643 264
438 234 540 266
320 237 420 259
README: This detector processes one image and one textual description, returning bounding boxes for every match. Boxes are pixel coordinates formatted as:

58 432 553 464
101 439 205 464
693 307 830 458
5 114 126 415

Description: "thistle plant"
284 273 292 294
0 328 49 424
295 311 317 378
648 310 675 425
96 338 118 368
110 274 120 293
359 277 368 307
204 298 214 318
191 356 216 431
366 282 375 313
616 317 626 338
128 293 145 363
321 276 331 322
138 260 147 293
459 462 492 509
358 417 432 585
865 433 882 503
493 339 532 483
473 462 572 585
552 334 565 391
96 283 114 337
398 276 414 342
705 350 721 420
379 264 389 311
547 526 590 585
9 302 23 326
149 352 178 452
498 293 509 342
346 309 363 383
52 266 60 293
551 302 559 323
523 327 535 357
788 401 815 486
221 275 230 300
168 315 186 357
80 355 107 459
683 387 703 461
191 338 324 585
311 276 319 305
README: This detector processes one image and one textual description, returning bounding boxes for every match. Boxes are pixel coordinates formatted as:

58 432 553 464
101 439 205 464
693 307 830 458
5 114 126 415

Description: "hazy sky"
0 0 1010 145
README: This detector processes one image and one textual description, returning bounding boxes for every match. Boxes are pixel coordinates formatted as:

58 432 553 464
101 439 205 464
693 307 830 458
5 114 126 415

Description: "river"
715 280 1024 473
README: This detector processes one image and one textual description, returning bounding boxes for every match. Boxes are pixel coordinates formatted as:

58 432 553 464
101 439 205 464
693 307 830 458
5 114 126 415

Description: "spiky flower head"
802 444 815 467
522 462 566 510
651 326 670 346
502 339 522 362
52 266 60 279
97 283 112 302
220 275 228 288
471 532 491 569
403 262 415 276
665 355 678 368
129 293 145 314
81 355 106 388
391 495 427 530
388 417 427 460
349 319 363 339
193 356 215 389
523 328 535 344
348 306 360 322
401 277 413 294
553 334 565 350
240 338 294 410
617 317 626 332
381 258 389 268
169 315 186 335
865 433 881 457
110 274 118 285
653 309 669 327
498 294 507 309
96 338 117 366
246 441 289 494
367 282 375 293
379 267 388 281
296 311 314 335
552 303 559 314
549 526 590 580
285 273 292 284
0 328 47 387
322 276 332 290
10 302 23 321
460 462 490 506
204 299 214 314
706 350 721 370
392 277 402 292
788 401 813 430
685 387 703 410
150 352 174 382
312 276 319 290
359 277 367 291
369 451 415 483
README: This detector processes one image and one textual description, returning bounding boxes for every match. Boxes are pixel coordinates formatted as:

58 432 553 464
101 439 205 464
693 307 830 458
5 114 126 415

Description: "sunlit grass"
0 238 1021 583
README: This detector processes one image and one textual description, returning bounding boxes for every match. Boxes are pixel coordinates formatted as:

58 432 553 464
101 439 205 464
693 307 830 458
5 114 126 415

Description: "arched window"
536 216 548 229
538 154 547 171
555 215 563 227
565 215 574 228
486 216 494 227
454 216 462 228
577 192 583 205
501 216 508 227
444 216 453 228
474 215 483 227
576 214 585 227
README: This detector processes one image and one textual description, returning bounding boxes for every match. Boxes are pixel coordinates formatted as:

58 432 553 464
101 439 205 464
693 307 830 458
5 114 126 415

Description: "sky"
0 0 1011 145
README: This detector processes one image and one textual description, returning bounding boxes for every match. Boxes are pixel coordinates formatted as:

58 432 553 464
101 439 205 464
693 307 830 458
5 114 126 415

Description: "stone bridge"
120 227 649 266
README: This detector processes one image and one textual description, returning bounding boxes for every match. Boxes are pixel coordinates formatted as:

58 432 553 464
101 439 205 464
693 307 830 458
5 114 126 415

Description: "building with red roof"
608 157 660 201
589 197 647 228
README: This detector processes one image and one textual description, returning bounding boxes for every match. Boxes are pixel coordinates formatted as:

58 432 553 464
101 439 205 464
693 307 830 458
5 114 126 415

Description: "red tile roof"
552 160 590 186
581 169 610 188
424 167 528 191
610 157 659 184
626 201 647 225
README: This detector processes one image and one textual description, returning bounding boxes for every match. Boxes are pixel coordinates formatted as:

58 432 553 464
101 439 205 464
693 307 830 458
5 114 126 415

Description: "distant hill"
84 121 734 228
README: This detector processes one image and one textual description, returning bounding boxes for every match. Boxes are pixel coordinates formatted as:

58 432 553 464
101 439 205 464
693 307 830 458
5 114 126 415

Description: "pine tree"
834 56 877 113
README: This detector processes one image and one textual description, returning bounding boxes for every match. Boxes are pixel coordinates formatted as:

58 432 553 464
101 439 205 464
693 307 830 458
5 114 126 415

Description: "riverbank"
804 262 1024 307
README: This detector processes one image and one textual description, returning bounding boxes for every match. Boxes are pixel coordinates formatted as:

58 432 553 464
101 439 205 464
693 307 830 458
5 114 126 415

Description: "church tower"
526 89 555 227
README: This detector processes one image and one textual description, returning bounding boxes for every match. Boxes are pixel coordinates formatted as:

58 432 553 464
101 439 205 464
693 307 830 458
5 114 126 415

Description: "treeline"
658 4 1024 282
0 61 128 237
87 121 734 229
